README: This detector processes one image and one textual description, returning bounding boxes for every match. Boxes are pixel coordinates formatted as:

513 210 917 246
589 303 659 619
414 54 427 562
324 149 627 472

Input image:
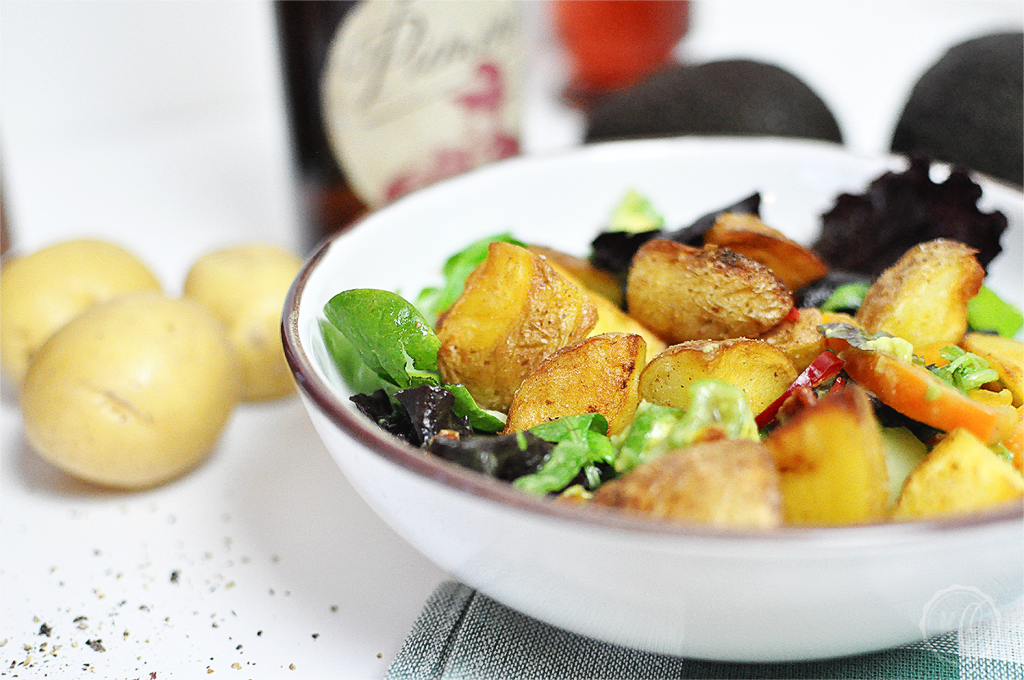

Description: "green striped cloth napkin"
387 581 1023 680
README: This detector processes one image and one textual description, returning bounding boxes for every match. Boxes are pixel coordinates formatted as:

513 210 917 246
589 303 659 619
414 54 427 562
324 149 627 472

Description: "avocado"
585 59 843 144
891 32 1023 186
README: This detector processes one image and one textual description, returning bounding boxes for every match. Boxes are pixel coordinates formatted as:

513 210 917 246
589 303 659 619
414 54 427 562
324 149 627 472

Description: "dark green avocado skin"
891 32 1023 186
585 59 843 145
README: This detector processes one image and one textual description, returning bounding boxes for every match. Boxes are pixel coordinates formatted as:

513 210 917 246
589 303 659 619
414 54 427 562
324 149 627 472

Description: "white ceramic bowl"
283 137 1024 662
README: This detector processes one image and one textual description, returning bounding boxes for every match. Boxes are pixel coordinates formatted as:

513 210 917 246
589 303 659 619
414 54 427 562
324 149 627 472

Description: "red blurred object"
553 0 688 100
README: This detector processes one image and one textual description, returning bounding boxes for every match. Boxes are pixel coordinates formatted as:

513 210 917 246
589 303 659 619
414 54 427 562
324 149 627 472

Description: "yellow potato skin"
21 293 240 489
504 333 646 436
855 238 983 350
0 238 162 385
437 242 598 412
183 243 303 401
639 338 797 415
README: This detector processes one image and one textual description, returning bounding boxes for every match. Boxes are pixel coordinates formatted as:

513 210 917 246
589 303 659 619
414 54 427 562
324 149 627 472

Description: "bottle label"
321 0 522 208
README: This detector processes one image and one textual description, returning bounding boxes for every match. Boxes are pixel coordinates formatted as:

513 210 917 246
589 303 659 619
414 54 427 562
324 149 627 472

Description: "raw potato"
592 440 783 529
0 238 162 385
891 428 1024 520
436 242 598 411
183 243 303 401
639 338 797 415
765 386 889 526
703 212 828 292
21 293 240 489
504 333 646 436
626 240 792 343
855 239 984 352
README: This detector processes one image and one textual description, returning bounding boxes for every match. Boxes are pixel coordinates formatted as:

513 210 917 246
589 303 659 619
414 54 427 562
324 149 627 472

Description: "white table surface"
1 2 1021 678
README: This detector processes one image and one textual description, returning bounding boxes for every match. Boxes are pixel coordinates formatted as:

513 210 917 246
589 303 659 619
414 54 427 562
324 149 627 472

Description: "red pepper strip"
784 306 801 322
755 351 845 428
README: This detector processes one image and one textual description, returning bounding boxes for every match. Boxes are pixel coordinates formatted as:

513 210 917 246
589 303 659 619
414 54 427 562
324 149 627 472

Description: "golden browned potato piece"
528 245 623 307
765 386 889 526
960 332 1024 407
504 333 645 436
591 439 783 529
540 256 666 358
639 338 797 415
855 239 984 351
703 212 828 292
891 428 1023 520
437 242 598 412
757 308 828 373
626 240 792 343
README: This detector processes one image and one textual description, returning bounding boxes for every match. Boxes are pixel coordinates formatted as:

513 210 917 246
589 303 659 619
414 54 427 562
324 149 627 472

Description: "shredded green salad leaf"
820 282 870 313
614 381 758 474
608 189 665 233
513 414 614 495
929 346 1000 394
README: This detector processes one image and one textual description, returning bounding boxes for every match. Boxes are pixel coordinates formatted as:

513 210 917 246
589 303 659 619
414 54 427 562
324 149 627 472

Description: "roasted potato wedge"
704 212 828 292
528 245 623 307
540 256 666 357
855 239 984 351
765 386 890 526
639 338 797 415
436 242 598 411
891 427 1024 520
960 332 1024 407
626 240 792 343
757 308 828 373
504 333 645 436
591 440 783 529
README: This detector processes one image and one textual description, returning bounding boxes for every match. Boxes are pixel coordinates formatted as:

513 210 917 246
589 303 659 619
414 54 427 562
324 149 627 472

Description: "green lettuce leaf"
318 318 388 395
967 286 1023 338
445 383 506 433
608 189 665 233
513 414 614 495
323 288 441 389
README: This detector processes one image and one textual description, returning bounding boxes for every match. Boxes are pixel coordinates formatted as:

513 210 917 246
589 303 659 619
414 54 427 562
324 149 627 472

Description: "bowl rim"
282 136 1024 544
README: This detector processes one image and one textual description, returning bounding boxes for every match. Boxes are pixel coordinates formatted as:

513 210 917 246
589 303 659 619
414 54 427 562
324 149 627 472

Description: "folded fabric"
387 581 1023 680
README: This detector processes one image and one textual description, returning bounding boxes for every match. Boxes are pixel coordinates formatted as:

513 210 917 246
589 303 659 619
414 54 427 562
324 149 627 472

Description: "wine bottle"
275 0 523 250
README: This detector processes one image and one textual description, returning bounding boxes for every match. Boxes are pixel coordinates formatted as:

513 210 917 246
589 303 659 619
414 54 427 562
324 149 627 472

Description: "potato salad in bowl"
315 155 1022 529
283 137 1023 661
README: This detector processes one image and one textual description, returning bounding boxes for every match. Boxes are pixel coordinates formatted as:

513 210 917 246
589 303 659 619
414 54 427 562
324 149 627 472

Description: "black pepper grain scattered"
37 623 51 637
85 639 105 652
170 571 180 584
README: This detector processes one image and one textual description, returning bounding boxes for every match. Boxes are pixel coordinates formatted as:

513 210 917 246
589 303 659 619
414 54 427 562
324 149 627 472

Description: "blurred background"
1 1 1021 274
